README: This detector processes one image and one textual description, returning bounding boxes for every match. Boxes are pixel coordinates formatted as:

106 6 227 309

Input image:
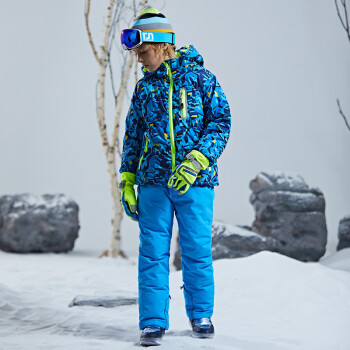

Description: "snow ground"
1 249 350 350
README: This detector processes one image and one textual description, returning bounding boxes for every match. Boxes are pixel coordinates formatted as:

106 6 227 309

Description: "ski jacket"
120 45 231 187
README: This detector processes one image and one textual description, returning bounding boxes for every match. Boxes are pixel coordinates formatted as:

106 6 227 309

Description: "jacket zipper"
163 62 176 172
180 88 187 119
138 134 149 170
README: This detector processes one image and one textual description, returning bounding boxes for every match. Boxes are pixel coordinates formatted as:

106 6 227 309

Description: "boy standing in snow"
119 6 231 346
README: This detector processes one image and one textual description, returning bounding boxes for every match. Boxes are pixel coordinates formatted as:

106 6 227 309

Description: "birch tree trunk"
85 0 147 257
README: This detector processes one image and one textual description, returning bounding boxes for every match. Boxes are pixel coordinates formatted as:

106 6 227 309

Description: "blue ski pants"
137 184 215 330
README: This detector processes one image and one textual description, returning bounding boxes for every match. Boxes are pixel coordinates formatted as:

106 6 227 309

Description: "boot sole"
140 337 163 346
191 331 215 339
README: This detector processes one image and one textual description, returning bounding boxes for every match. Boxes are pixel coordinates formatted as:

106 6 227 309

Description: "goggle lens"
121 29 141 50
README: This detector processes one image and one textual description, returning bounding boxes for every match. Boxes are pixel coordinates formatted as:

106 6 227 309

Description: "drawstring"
163 295 171 329
181 284 194 320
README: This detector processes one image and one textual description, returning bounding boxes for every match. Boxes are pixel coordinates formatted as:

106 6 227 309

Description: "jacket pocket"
138 133 149 170
180 88 188 119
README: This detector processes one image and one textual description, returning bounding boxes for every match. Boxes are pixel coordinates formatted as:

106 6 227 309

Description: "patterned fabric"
131 6 174 33
120 45 231 187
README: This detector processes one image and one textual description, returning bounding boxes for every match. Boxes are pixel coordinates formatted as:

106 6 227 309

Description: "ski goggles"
121 29 175 50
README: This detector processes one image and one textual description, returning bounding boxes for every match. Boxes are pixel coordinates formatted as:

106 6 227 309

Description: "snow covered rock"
210 221 270 259
173 221 270 270
249 172 327 261
69 295 137 308
337 215 350 251
0 194 79 253
173 172 327 269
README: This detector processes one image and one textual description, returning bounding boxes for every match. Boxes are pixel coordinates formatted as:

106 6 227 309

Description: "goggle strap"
141 31 175 45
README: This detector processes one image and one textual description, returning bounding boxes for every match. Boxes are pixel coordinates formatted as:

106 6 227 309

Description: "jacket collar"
141 45 204 79
141 57 179 79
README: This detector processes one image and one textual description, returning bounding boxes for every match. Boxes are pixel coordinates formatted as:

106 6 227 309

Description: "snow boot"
140 325 165 346
190 318 215 339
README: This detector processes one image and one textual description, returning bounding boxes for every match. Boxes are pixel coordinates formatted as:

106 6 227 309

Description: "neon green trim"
136 6 160 19
163 62 176 172
138 135 149 170
180 88 187 119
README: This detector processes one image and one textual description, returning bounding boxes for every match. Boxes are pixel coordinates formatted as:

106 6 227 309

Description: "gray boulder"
173 171 328 269
249 172 327 261
173 221 270 270
337 215 350 251
0 194 79 253
211 221 270 260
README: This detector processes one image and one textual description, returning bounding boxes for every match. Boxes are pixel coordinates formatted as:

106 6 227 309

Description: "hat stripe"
142 28 174 33
138 13 166 19
133 17 170 26
132 23 173 32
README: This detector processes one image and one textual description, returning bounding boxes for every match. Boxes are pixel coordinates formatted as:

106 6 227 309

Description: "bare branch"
112 51 135 159
107 52 118 103
341 0 350 28
158 0 166 12
95 0 115 150
101 0 116 64
335 1 350 133
337 99 350 132
335 0 346 30
107 1 125 103
84 0 100 63
112 0 147 105
111 0 148 157
108 0 124 53
138 0 148 16
344 0 350 40
335 0 350 42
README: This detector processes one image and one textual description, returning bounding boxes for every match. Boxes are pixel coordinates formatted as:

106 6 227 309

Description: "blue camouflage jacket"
120 45 231 187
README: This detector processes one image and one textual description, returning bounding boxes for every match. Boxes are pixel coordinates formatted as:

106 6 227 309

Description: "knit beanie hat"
131 5 175 37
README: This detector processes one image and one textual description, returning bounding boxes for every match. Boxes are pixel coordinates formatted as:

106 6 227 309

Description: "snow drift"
0 249 350 349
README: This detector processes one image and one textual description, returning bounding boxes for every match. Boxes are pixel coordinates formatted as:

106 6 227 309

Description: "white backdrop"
0 0 349 256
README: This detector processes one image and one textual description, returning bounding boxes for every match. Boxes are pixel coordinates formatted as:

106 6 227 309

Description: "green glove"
167 150 209 195
119 172 138 221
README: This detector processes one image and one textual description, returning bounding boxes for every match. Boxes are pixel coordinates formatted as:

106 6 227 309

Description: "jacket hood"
141 45 204 78
176 45 204 67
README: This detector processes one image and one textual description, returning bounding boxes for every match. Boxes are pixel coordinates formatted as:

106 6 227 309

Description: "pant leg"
172 186 215 320
137 185 174 330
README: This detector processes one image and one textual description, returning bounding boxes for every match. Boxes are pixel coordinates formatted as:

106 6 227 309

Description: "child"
119 6 231 346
